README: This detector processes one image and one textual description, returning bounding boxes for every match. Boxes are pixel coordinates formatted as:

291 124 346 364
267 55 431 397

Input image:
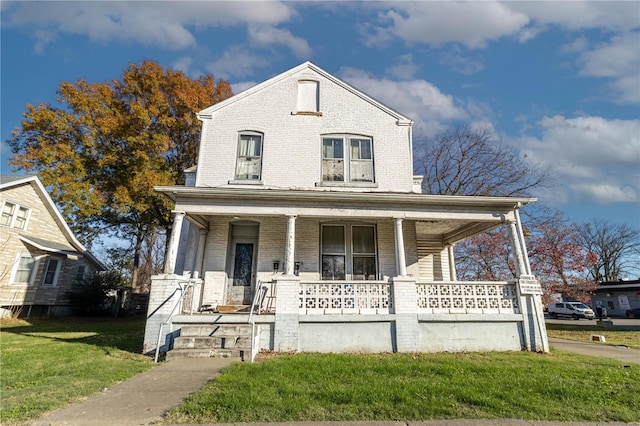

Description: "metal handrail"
153 280 193 363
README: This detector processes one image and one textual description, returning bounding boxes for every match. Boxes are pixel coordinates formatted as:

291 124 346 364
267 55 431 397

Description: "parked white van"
547 302 595 320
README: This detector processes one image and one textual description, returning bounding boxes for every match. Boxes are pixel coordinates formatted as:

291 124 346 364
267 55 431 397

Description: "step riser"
179 325 253 337
166 348 247 361
174 336 251 350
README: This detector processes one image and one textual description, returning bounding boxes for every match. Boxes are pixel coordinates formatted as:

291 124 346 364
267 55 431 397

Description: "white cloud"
517 115 640 204
366 1 529 48
4 1 296 50
248 25 312 59
206 47 270 80
338 67 469 137
385 54 418 80
577 32 640 104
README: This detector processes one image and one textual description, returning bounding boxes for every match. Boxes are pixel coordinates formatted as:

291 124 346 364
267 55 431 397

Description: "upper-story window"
322 135 374 183
1 201 30 230
235 132 263 181
296 79 319 114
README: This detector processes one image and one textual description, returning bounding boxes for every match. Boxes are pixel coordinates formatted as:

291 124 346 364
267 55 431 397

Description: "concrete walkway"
32 339 639 426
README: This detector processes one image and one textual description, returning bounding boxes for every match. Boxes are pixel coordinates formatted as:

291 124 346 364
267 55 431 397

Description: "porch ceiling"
157 186 535 244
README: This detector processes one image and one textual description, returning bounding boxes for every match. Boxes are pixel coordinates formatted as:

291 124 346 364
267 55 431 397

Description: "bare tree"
414 126 550 196
578 220 640 282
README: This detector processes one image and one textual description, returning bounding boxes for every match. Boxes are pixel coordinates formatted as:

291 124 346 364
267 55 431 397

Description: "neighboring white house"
0 175 104 317
143 61 548 360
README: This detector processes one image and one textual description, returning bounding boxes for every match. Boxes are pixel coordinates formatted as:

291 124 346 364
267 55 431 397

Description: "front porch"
144 275 546 361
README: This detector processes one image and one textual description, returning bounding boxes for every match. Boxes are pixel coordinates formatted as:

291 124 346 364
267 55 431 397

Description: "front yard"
1 317 638 425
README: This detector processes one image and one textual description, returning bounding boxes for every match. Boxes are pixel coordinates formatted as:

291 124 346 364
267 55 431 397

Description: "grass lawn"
165 351 640 424
546 323 640 349
0 317 153 425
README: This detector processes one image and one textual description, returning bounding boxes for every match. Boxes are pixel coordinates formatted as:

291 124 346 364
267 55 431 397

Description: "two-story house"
143 62 548 361
0 175 104 317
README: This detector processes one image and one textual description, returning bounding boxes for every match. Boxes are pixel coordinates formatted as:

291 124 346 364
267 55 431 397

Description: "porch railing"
299 281 392 314
415 281 519 314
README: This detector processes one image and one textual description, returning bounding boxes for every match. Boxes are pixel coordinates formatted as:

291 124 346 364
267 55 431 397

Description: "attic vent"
296 79 319 113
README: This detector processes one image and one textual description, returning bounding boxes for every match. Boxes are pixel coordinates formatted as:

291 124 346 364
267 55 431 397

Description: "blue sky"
1 1 639 230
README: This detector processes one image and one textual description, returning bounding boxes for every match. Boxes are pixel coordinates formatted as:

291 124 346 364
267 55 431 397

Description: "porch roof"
156 186 536 244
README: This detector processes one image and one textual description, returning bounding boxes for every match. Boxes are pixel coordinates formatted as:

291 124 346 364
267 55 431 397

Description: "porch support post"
514 207 532 275
447 244 457 281
391 276 420 352
284 215 297 276
192 228 208 279
394 218 407 277
507 219 549 352
274 276 300 352
164 211 185 274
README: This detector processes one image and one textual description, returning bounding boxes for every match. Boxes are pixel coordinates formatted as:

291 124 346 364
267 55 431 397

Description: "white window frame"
321 223 378 281
10 254 38 286
296 79 319 113
234 131 263 181
42 257 63 287
321 134 374 184
1 201 31 230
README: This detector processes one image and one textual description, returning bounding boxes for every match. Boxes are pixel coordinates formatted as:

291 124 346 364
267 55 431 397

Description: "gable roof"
197 61 413 126
1 175 105 270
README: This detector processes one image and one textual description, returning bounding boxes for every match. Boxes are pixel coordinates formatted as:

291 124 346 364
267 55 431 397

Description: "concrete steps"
166 323 253 361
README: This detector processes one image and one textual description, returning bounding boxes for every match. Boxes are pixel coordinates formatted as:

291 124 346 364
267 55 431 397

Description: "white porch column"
394 218 407 277
515 208 532 275
507 220 527 277
447 244 457 281
284 215 297 276
164 211 185 274
192 228 208 279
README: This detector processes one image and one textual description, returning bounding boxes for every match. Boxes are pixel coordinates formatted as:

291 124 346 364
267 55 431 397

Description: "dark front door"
232 243 254 287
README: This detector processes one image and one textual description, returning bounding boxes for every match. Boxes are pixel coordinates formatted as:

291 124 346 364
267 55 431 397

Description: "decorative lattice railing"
299 281 392 314
416 281 519 314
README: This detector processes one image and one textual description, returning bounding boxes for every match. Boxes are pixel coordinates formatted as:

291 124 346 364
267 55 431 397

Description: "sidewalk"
33 340 640 426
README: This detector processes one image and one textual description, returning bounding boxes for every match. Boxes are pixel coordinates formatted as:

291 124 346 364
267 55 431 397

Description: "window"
12 255 36 285
235 132 263 180
321 224 377 280
42 257 62 287
76 265 87 282
322 135 373 183
296 80 319 113
1 201 30 230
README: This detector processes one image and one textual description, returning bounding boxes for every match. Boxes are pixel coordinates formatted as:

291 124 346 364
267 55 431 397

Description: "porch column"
507 220 527 277
507 219 549 352
284 215 297 276
447 244 457 281
192 228 208 279
164 211 185 274
514 207 532 275
394 218 407 277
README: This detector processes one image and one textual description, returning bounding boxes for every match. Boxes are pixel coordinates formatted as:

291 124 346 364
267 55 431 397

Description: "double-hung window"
322 135 373 183
12 254 36 285
1 201 30 230
42 257 62 287
235 132 263 181
321 224 377 280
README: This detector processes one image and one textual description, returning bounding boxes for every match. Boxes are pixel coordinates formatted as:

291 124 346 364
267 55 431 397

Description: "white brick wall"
196 67 413 192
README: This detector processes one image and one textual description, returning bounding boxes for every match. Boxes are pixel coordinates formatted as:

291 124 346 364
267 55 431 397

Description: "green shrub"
65 271 126 316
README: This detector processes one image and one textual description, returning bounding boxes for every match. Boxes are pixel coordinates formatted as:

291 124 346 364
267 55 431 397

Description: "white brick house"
0 175 104 317
143 62 548 359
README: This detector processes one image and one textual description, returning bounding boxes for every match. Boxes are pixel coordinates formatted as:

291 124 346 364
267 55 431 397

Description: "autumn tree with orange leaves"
8 60 233 290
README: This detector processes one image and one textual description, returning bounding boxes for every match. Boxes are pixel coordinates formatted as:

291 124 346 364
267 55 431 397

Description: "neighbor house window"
42 257 62 287
12 254 36 285
235 132 263 180
321 224 377 280
76 265 87 282
322 135 373 183
1 201 30 230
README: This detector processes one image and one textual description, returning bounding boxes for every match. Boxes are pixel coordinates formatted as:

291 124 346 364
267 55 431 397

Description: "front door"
226 223 259 305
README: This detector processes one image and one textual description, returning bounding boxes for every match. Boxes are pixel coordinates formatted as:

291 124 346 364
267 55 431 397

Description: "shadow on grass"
0 316 147 354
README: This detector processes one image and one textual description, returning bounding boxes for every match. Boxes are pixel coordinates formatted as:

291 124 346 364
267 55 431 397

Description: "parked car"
626 308 640 319
546 302 595 320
